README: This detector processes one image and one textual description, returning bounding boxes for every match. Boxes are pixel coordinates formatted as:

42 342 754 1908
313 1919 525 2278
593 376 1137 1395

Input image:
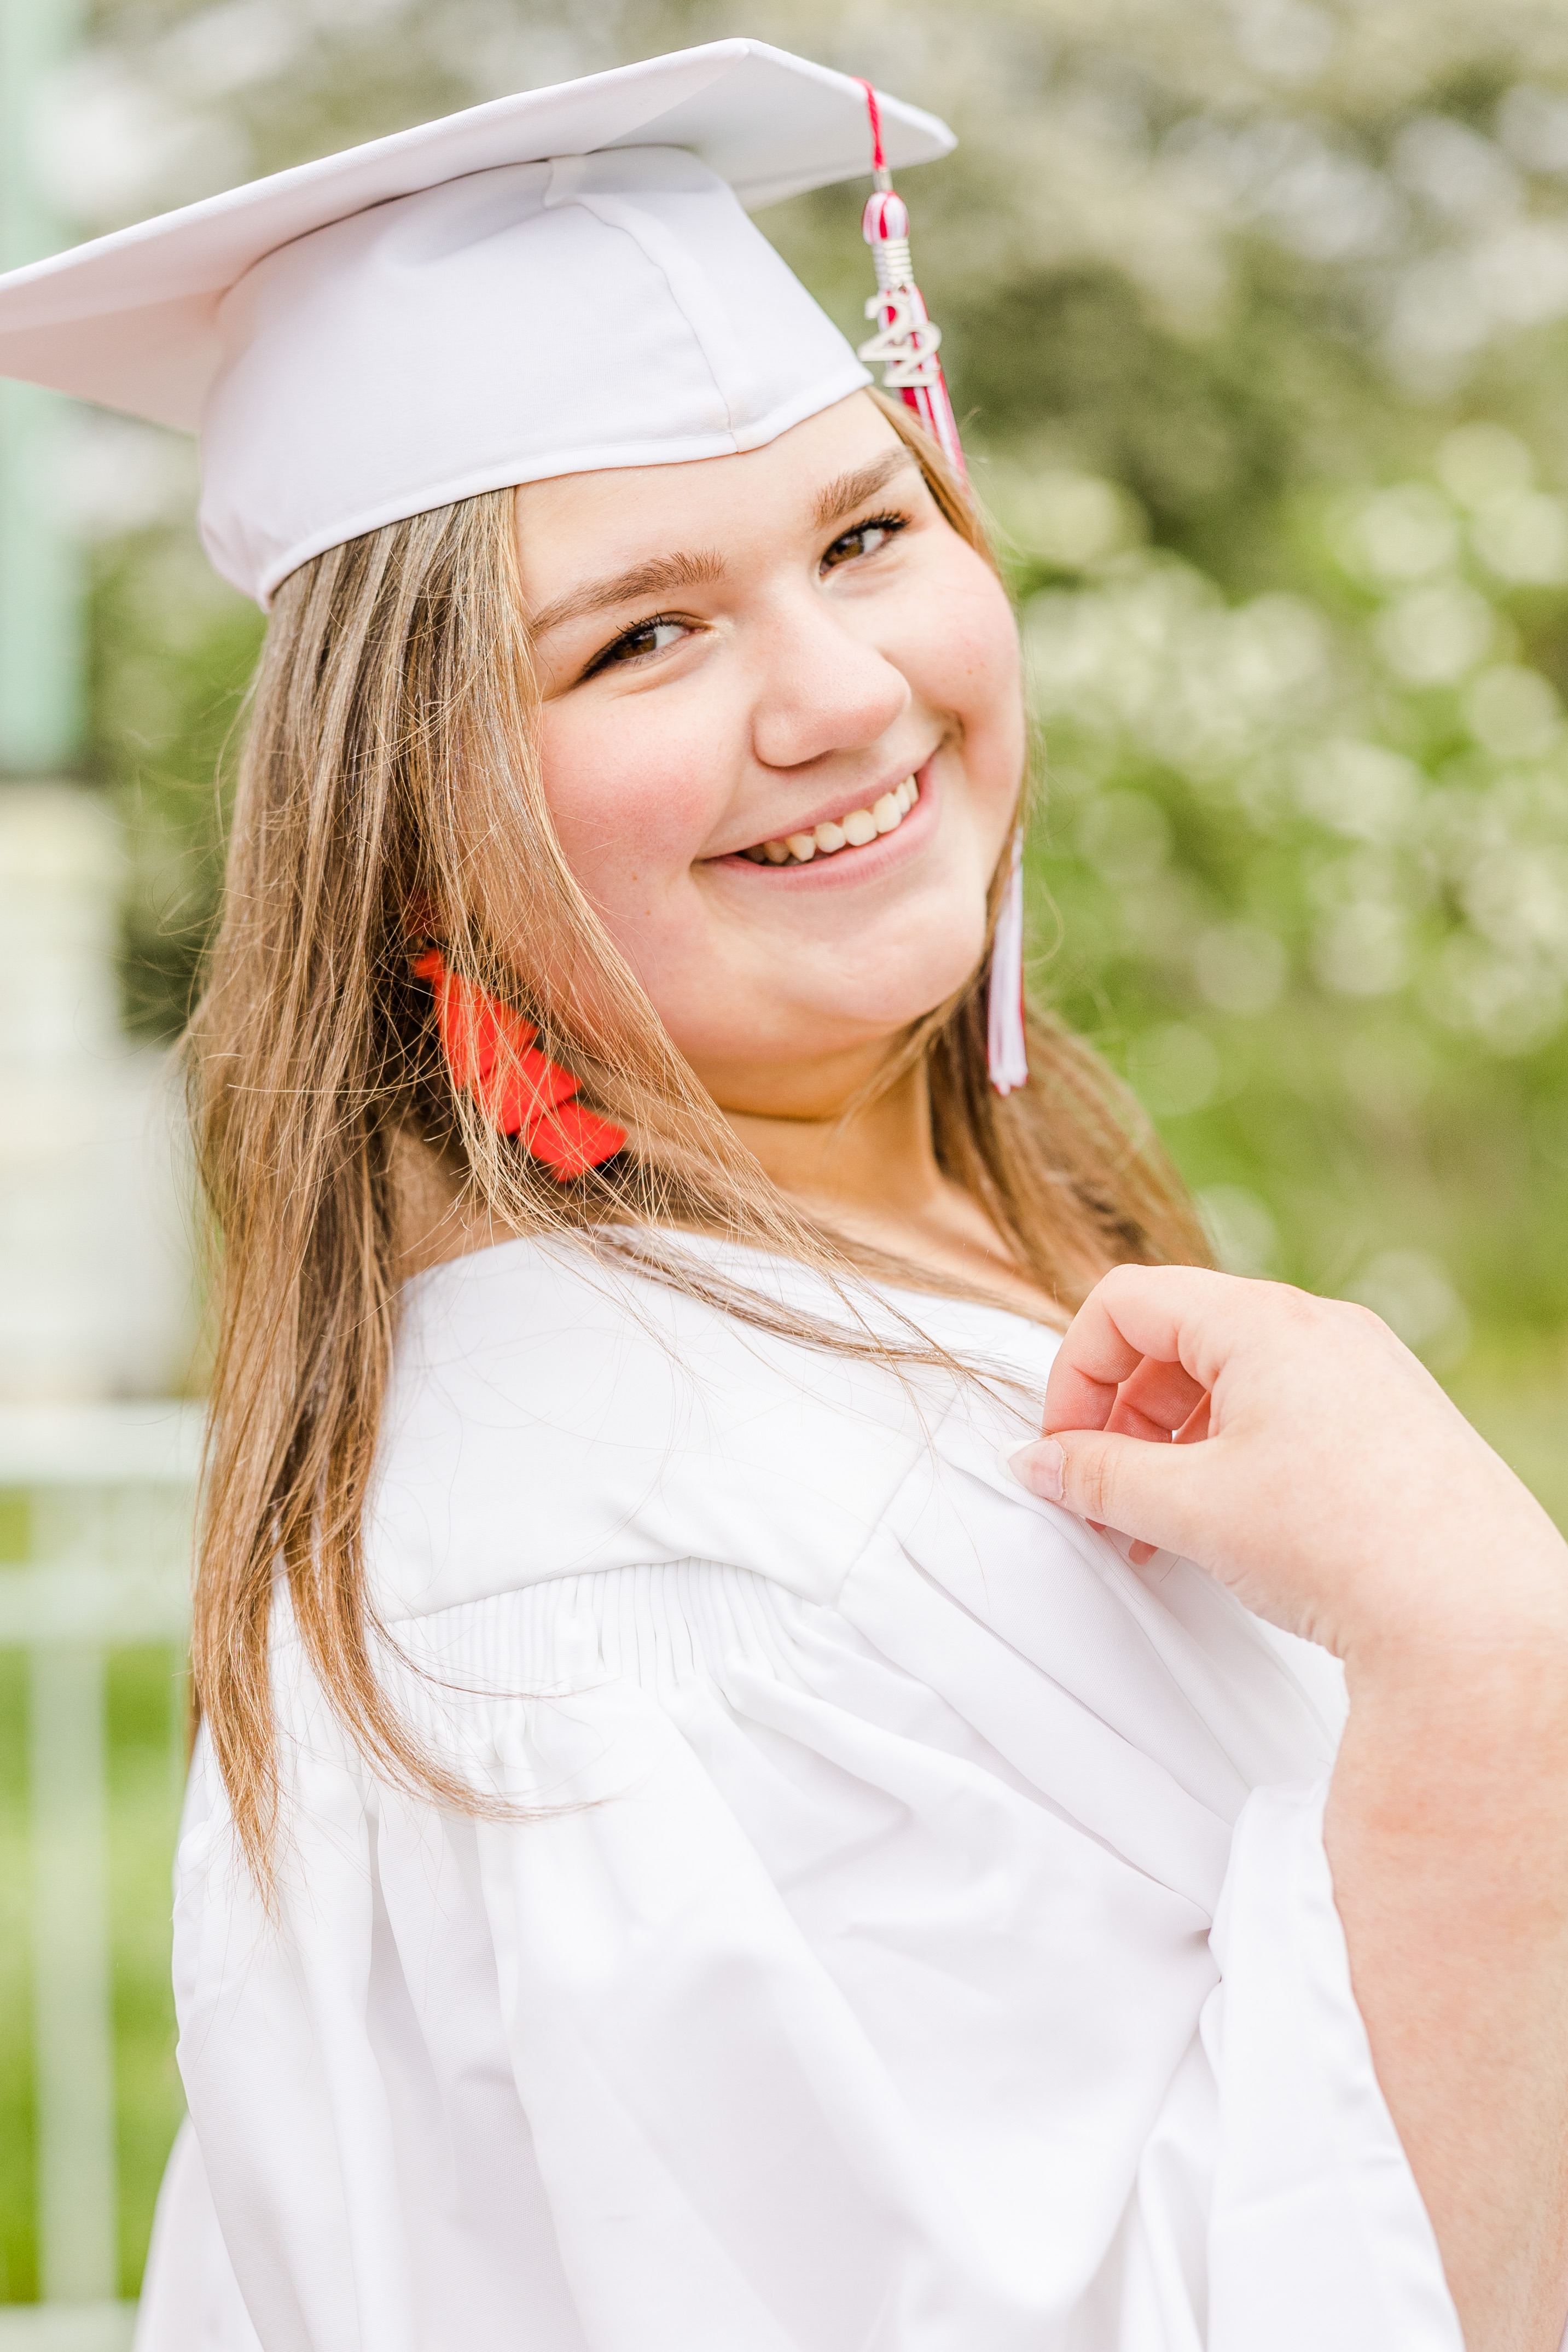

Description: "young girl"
3 40 1565 2352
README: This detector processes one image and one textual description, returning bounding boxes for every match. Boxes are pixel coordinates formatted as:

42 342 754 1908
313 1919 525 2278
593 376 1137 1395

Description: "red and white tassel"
856 81 966 480
858 83 1026 1092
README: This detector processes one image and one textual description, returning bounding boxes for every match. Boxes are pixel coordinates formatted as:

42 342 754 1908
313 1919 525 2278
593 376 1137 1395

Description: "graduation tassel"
857 83 1027 1093
856 80 966 481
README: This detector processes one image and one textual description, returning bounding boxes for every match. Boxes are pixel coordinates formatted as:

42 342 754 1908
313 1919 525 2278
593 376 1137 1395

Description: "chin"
660 887 998 1067
670 959 986 1070
787 954 991 1052
843 921 992 1024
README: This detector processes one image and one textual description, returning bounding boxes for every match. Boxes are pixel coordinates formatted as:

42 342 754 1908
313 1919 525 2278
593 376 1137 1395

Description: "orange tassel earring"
412 948 625 1180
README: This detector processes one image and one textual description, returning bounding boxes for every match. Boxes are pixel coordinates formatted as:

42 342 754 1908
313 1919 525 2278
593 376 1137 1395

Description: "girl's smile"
713 755 937 884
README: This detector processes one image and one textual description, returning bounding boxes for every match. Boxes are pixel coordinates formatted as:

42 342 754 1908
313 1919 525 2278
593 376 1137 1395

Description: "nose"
748 589 911 773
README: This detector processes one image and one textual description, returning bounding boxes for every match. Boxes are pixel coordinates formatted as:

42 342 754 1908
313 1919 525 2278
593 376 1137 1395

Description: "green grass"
0 1645 187 2305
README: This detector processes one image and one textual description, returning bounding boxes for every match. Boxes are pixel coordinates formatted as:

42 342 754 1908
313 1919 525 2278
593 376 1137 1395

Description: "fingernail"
1009 1437 1065 1503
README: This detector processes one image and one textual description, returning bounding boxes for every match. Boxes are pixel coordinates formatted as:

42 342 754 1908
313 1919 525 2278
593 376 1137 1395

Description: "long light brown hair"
188 394 1208 1883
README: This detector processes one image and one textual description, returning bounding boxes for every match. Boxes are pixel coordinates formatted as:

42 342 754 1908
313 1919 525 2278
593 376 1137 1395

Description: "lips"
736 773 920 866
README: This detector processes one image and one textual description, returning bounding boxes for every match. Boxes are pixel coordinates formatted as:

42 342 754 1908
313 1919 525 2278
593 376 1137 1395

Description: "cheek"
537 701 720 919
901 557 1024 790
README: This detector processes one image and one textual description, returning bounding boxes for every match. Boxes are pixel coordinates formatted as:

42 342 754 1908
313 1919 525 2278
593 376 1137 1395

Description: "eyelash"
580 508 913 681
581 615 687 680
822 509 911 570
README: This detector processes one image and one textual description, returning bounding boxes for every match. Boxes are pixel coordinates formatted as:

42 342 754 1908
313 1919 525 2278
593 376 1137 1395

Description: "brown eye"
821 514 907 573
601 618 686 666
584 615 690 678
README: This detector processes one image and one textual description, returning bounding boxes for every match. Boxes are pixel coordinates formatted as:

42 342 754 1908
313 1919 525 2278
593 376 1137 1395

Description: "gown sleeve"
1204 1779 1461 2351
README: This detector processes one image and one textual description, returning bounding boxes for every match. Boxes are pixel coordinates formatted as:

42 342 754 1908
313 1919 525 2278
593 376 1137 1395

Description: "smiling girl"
4 39 1567 2352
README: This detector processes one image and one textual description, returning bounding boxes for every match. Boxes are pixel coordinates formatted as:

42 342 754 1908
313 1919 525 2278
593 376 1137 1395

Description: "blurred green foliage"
96 529 261 1039
1015 429 1568 1356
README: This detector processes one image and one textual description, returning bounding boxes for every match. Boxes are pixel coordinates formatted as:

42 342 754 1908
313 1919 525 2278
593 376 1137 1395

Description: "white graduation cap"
0 39 954 608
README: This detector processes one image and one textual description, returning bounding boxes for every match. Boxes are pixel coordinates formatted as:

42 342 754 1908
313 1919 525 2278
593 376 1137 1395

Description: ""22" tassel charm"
856 80 966 483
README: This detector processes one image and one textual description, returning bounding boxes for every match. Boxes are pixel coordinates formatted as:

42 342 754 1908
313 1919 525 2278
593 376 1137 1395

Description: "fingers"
1041 1264 1211 1432
1106 1354 1208 1438
1011 1424 1211 1561
1043 1263 1282 1435
1104 1401 1179 1443
1174 1393 1211 1444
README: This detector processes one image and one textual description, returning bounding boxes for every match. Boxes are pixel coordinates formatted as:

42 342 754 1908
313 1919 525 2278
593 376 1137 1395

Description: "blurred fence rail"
0 1404 201 2349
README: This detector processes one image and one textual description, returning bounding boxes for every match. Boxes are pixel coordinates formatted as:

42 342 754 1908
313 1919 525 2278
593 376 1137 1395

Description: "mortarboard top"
0 42 956 606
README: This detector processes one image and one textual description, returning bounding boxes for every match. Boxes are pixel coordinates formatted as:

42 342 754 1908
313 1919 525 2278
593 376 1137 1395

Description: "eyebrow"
526 444 922 640
812 446 920 531
529 548 727 638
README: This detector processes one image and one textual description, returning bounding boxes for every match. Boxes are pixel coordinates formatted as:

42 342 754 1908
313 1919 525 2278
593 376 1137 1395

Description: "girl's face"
513 392 1024 1111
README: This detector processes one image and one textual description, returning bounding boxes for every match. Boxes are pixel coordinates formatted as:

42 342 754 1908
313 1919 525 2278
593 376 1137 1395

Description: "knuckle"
1274 1282 1330 1332
1271 1286 1399 1363
1320 1294 1392 1347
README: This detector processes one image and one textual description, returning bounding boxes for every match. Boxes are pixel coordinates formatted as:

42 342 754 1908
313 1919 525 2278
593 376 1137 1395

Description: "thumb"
1009 1427 1210 1559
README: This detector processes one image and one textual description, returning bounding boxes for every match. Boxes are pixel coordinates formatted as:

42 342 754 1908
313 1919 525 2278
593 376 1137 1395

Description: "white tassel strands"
987 833 1029 1096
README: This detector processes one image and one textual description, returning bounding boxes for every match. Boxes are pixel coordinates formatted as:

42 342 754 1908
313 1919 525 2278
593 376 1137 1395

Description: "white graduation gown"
137 1234 1462 2352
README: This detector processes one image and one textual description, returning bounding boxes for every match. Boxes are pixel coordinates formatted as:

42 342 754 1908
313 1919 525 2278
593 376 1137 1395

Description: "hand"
1012 1265 1568 2350
1010 1264 1568 1672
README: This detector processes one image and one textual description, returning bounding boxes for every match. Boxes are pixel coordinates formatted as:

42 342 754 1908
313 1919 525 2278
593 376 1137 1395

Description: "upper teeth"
742 776 919 866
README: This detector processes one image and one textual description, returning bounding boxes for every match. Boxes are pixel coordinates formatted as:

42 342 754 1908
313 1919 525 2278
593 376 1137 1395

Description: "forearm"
1326 1639 1568 2351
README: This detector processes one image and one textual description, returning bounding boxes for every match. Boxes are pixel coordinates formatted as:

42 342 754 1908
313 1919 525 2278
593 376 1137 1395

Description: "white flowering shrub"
1001 418 1568 1343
